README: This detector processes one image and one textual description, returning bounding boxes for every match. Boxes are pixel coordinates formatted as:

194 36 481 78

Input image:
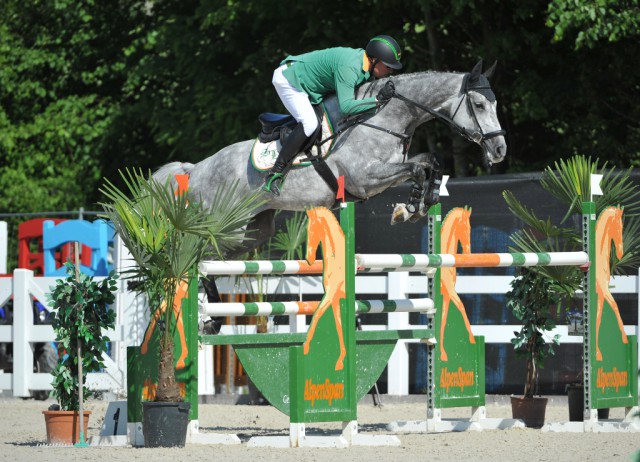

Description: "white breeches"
272 64 319 137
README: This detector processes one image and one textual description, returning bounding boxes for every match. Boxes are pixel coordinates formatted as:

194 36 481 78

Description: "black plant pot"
510 395 548 428
142 401 190 447
567 385 609 421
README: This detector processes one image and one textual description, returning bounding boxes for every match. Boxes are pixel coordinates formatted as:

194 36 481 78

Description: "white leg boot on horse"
263 124 311 196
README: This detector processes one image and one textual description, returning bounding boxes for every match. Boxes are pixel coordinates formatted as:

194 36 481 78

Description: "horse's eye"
474 102 485 110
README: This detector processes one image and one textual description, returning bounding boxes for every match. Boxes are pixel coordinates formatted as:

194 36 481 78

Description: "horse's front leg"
423 156 443 209
404 153 443 223
390 161 426 225
357 161 427 225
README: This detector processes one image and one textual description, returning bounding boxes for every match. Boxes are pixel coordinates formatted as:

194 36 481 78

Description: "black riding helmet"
366 35 403 70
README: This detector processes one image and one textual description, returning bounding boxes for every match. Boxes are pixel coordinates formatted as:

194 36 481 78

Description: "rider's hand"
376 81 395 103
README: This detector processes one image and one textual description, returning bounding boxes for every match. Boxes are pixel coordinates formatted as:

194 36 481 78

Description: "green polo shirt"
281 47 377 115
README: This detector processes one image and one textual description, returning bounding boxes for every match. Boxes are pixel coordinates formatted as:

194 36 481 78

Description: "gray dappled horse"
155 60 506 256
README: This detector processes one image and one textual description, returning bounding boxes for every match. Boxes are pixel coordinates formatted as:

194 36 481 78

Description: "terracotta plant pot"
42 410 91 444
510 395 548 428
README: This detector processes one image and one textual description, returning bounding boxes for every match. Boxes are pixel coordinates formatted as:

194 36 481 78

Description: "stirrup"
263 172 285 196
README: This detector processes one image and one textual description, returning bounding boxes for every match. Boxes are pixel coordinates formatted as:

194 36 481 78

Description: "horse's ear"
483 61 497 80
471 60 483 76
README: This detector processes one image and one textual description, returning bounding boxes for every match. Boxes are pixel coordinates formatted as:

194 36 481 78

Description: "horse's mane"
357 69 465 99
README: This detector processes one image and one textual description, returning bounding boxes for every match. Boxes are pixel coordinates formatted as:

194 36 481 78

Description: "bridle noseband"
448 84 506 143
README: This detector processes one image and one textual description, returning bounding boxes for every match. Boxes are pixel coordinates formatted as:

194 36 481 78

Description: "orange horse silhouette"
440 207 475 362
303 207 347 371
141 279 189 370
595 206 627 361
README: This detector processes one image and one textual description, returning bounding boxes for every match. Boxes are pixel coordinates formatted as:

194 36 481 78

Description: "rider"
263 35 403 195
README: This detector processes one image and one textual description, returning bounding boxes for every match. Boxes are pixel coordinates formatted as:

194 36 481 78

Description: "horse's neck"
358 72 464 132
396 72 463 106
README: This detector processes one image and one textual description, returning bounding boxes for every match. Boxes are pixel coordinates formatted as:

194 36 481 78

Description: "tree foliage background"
1 0 639 216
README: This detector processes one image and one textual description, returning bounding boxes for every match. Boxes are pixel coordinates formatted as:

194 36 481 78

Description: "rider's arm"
334 67 377 115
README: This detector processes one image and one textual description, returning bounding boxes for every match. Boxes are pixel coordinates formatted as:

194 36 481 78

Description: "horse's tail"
154 162 195 186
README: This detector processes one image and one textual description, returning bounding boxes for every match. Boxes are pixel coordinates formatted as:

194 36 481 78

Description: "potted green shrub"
503 155 640 426
505 267 563 427
44 260 118 444
100 169 261 447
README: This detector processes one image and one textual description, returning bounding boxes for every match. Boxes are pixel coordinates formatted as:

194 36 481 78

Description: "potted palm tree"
503 155 640 426
45 260 118 444
100 169 262 447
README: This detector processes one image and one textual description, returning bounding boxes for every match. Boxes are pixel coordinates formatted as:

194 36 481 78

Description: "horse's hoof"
176 358 186 370
335 359 344 371
391 204 409 225
408 204 428 223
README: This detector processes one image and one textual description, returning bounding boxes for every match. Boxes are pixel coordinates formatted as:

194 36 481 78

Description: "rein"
319 115 411 155
393 87 506 144
308 74 505 198
321 78 506 153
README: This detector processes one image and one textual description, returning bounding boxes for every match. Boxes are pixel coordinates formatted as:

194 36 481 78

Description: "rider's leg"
264 64 318 195
263 124 311 195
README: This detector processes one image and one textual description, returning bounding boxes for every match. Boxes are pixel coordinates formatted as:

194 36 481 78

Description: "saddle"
251 104 335 172
257 104 325 146
257 113 297 144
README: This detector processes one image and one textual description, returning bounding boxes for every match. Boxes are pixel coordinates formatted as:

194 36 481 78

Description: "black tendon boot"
263 124 311 196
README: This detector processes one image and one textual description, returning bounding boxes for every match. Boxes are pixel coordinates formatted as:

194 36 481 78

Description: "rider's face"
372 61 394 78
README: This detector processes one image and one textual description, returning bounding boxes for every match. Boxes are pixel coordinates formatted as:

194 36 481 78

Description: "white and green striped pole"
356 251 588 273
200 297 434 317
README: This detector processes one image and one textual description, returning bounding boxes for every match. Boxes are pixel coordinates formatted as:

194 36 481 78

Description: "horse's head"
450 60 507 166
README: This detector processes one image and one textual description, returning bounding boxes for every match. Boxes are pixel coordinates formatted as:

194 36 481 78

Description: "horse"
594 206 628 361
155 60 507 256
439 207 475 361
303 207 347 371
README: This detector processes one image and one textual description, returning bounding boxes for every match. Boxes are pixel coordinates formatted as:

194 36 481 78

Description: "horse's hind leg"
227 209 277 258
201 276 223 334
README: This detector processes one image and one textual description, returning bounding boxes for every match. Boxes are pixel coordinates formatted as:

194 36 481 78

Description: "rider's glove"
376 81 395 103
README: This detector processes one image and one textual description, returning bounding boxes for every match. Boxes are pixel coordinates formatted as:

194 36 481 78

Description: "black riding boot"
263 124 311 196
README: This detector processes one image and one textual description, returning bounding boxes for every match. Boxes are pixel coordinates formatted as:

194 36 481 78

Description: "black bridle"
318 73 505 158
392 80 506 145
